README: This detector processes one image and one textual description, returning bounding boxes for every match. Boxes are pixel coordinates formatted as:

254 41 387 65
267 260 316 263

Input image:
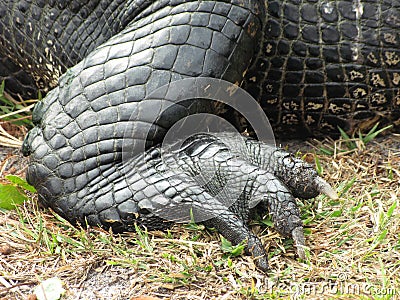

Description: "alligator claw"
292 226 306 260
254 255 271 273
315 177 339 200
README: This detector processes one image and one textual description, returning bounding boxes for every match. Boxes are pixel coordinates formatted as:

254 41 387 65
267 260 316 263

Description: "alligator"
0 0 398 271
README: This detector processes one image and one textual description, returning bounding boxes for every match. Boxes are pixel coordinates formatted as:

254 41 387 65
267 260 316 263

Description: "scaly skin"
2 1 400 134
0 0 341 272
241 0 400 136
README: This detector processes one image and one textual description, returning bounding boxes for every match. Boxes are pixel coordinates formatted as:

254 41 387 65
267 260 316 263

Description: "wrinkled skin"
0 0 344 272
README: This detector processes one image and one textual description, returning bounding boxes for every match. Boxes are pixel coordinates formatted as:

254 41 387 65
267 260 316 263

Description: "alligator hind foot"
124 133 337 271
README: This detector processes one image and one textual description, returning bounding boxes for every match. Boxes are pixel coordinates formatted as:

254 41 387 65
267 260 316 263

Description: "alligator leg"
22 0 265 218
126 133 337 271
15 1 336 271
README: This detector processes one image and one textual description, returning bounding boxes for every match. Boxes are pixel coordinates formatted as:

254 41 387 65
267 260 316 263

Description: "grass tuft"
315 123 393 157
0 81 36 148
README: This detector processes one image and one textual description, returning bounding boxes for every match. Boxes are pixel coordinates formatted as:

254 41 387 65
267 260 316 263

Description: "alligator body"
0 0 396 271
243 0 400 136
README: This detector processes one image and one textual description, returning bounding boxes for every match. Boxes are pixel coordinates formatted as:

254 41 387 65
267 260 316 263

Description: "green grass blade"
362 125 393 144
338 126 356 149
315 155 323 175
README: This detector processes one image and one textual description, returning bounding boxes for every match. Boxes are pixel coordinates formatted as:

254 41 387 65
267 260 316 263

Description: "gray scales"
0 0 397 271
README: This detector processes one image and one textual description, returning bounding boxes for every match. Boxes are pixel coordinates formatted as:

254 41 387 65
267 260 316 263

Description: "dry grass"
0 132 399 300
0 89 33 149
